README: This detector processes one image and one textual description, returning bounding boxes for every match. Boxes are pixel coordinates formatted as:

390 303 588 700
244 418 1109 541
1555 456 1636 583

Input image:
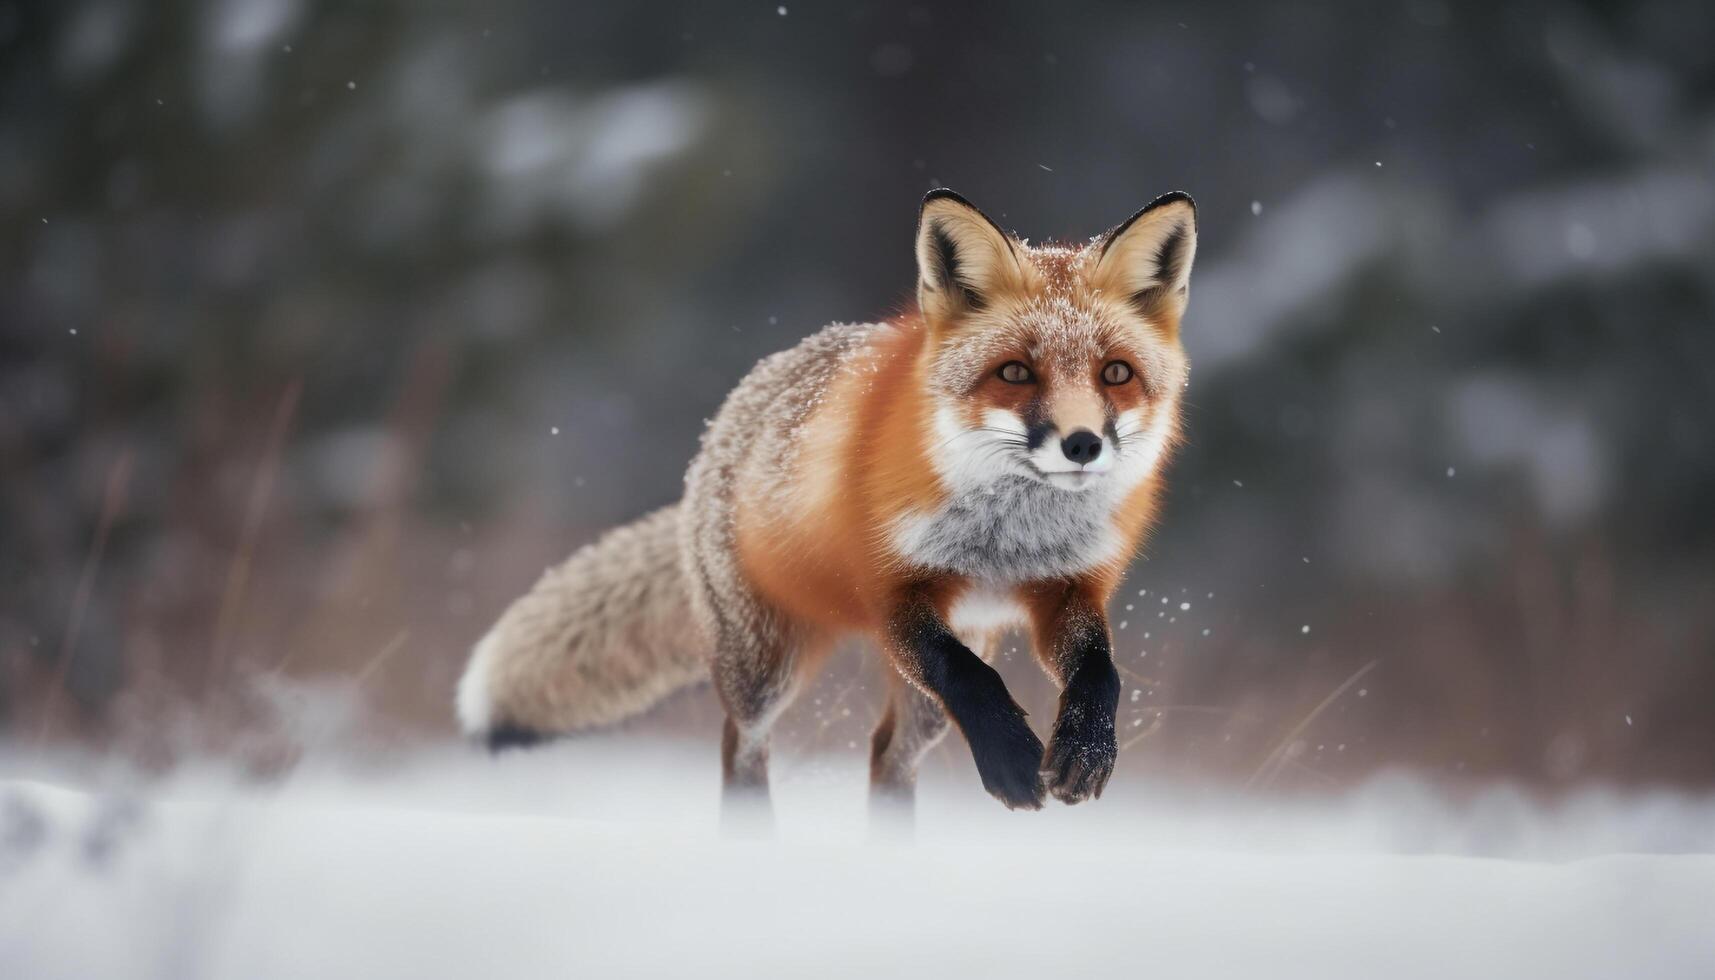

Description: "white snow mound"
3 738 1713 979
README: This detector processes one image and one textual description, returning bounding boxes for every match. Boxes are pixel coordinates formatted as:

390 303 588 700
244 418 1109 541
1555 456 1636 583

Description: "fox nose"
1060 430 1103 465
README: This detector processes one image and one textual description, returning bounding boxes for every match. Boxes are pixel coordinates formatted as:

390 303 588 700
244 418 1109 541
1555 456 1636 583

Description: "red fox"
457 189 1197 820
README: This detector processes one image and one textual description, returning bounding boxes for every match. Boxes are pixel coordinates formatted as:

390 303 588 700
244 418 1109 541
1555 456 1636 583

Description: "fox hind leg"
869 632 996 836
868 675 950 837
711 615 806 836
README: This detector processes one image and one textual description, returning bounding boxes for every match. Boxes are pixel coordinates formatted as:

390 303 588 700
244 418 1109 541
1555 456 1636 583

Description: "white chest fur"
945 585 1028 638
889 476 1125 581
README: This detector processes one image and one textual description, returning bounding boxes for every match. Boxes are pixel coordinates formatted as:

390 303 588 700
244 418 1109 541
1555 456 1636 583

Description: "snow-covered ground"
4 736 1713 979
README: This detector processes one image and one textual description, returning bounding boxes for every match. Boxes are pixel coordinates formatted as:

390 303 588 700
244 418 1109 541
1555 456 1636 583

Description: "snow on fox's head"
913 189 1197 495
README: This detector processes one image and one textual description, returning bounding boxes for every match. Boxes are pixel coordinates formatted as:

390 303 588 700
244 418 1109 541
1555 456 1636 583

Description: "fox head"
912 188 1197 496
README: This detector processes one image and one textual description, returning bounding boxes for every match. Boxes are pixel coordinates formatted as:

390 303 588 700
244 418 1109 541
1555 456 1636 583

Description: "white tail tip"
455 631 500 737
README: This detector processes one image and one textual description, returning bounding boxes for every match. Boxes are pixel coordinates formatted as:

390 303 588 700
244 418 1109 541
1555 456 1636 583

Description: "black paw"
1043 696 1117 804
963 697 1047 810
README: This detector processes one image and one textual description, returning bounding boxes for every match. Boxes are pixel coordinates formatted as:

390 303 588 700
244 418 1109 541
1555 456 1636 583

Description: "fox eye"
997 361 1034 384
1101 361 1134 385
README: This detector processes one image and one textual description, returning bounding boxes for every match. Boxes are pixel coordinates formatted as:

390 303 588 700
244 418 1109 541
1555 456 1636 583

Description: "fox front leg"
1029 583 1122 804
885 593 1046 810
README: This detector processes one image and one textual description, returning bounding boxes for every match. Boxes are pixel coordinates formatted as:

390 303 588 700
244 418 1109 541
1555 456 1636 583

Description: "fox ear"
1092 191 1198 325
915 189 1025 323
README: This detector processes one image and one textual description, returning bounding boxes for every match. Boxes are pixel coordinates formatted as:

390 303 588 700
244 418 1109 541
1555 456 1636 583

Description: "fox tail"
454 503 709 749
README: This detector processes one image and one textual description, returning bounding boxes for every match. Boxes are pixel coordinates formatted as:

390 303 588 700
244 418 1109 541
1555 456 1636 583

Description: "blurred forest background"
3 0 1713 791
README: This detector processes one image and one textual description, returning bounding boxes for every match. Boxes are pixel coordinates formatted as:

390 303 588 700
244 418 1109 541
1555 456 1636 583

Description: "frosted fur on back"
681 322 886 643
456 504 709 738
